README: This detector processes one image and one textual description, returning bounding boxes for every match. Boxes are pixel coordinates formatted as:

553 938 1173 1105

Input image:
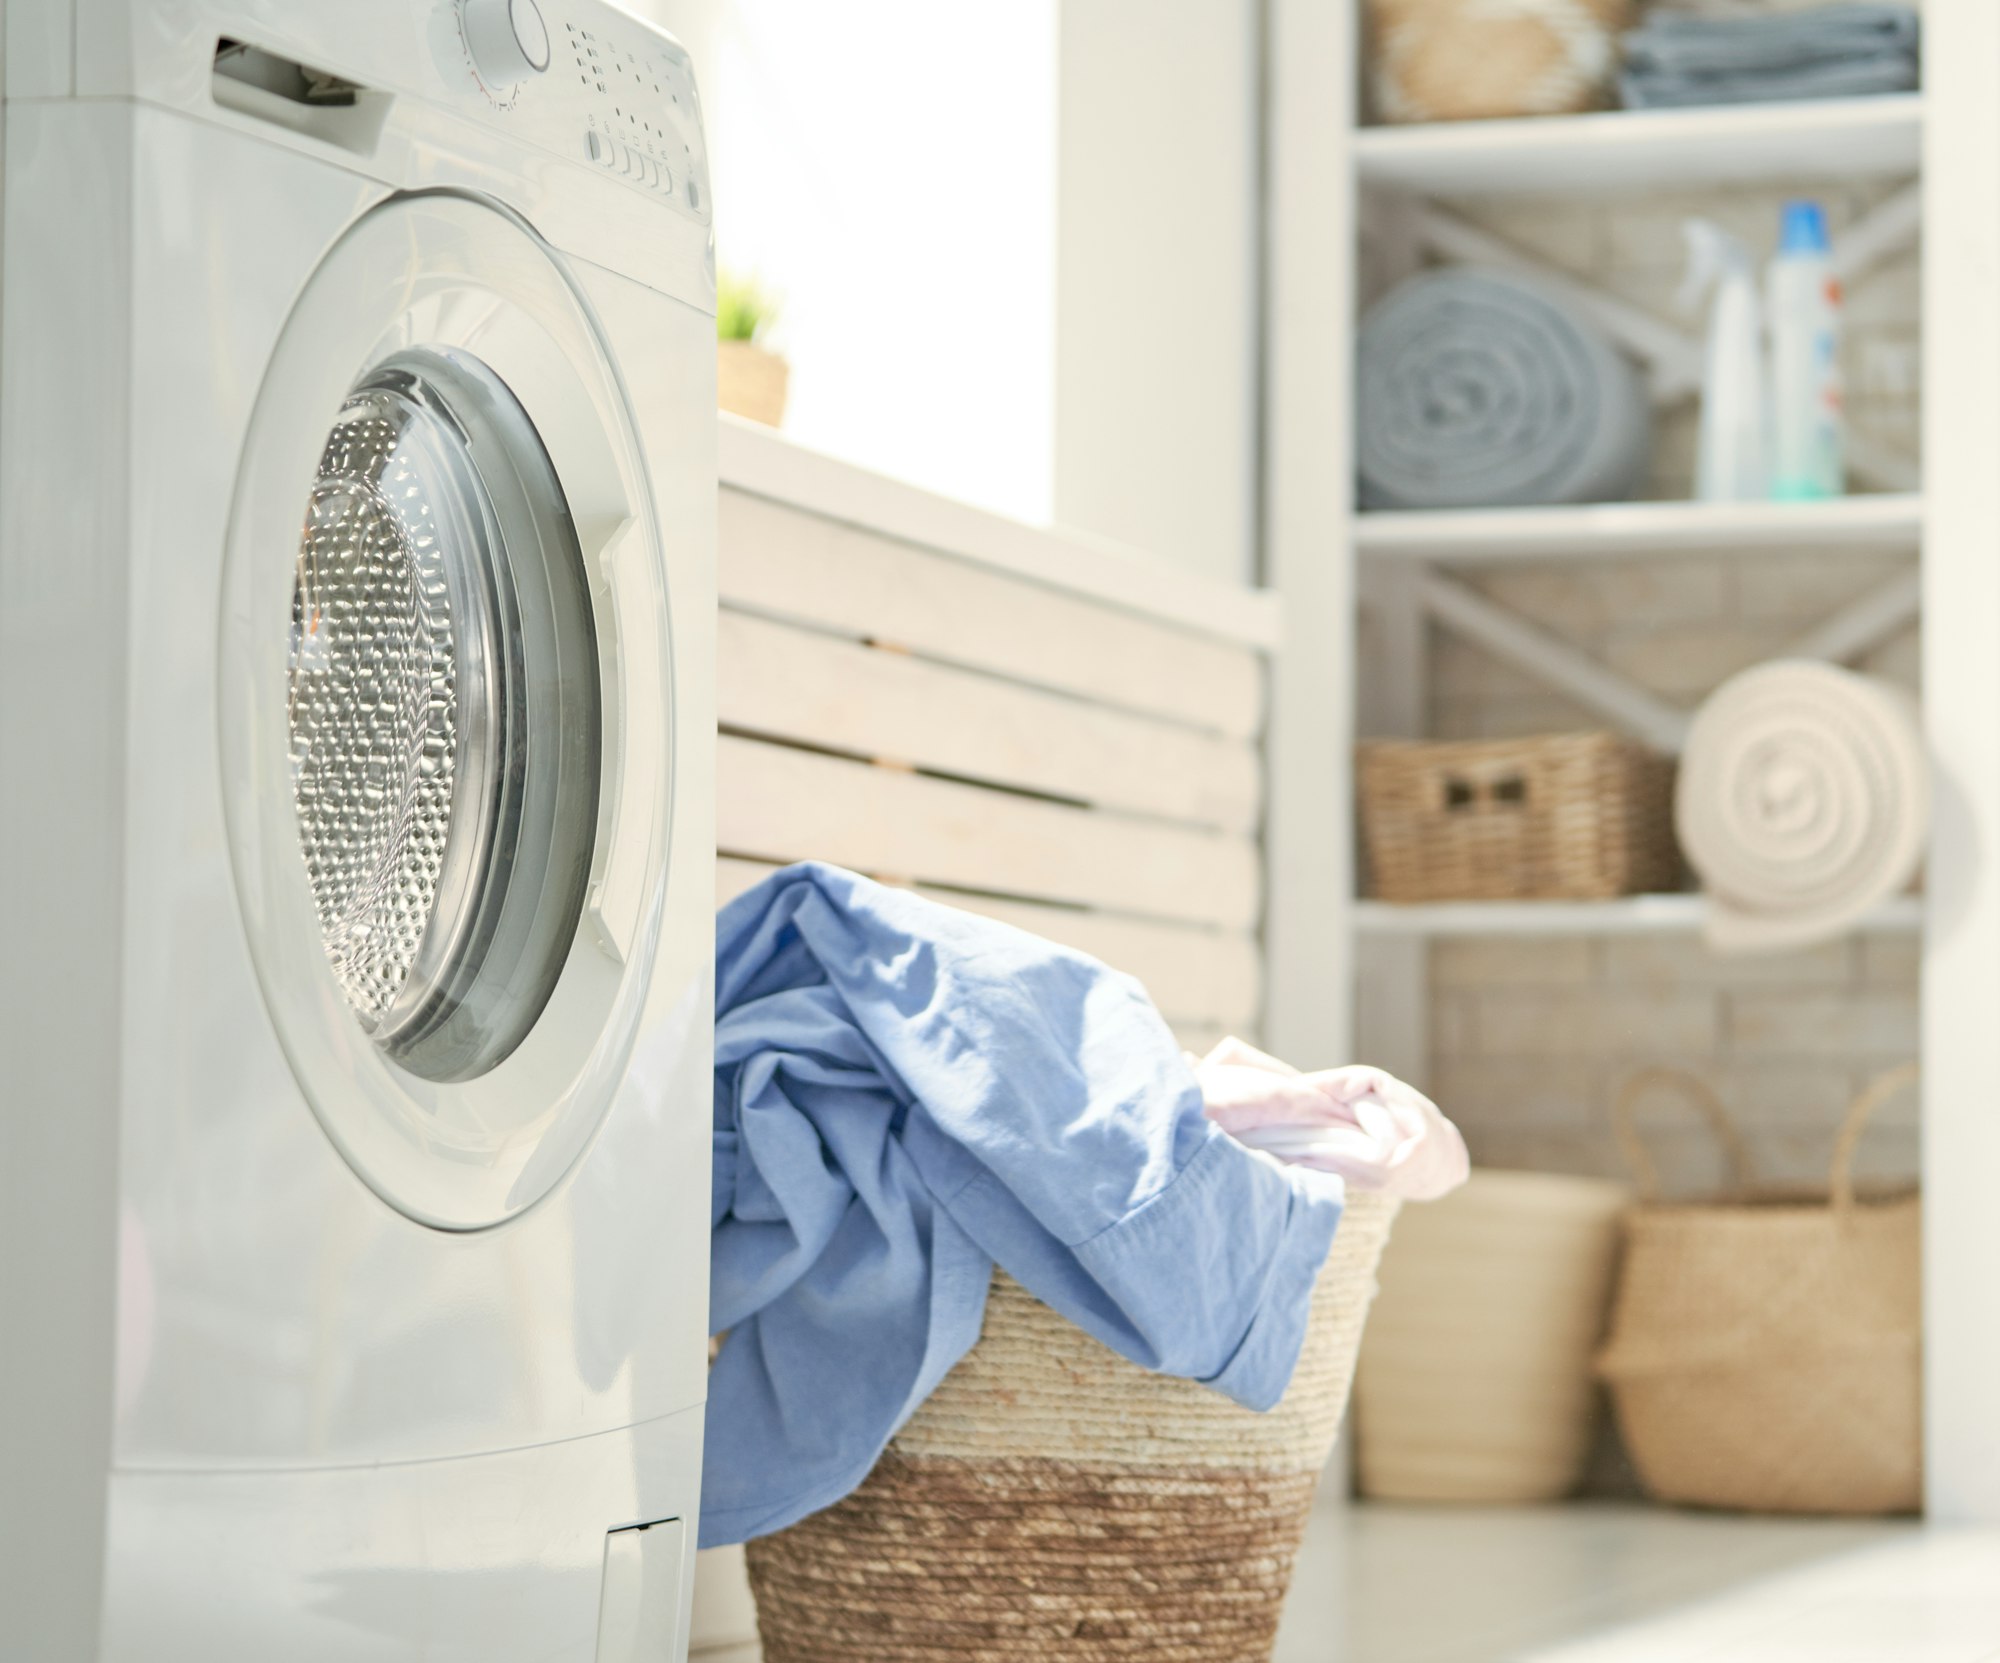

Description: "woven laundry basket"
1365 0 1630 124
743 1192 1400 1663
1355 1169 1629 1503
1596 1065 1921 1516
1359 733 1680 903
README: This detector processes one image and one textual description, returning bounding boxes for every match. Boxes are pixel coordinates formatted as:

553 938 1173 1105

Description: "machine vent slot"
212 39 390 155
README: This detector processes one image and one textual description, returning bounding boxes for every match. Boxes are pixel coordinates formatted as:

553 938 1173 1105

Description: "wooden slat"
720 489 1265 738
716 857 1262 1030
718 736 1260 930
720 417 1285 649
718 611 1262 832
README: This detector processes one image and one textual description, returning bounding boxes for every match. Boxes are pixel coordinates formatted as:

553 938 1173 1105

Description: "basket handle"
1829 1062 1919 1213
1610 1067 1756 1202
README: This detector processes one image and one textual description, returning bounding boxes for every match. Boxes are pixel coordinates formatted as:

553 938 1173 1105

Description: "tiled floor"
1277 1500 2000 1663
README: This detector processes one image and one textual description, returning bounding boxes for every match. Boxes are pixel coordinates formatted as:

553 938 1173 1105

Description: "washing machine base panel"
99 1403 703 1662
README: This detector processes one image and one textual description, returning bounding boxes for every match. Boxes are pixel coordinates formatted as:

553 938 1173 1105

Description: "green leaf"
717 268 780 343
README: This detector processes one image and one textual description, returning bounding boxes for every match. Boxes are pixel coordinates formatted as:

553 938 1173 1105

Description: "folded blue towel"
1621 4 1919 109
702 863 1345 1548
1621 56 1918 109
1623 5 1918 78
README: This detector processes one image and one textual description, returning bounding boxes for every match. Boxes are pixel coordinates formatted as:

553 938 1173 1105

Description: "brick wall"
1429 934 1920 1196
1371 181 1923 1199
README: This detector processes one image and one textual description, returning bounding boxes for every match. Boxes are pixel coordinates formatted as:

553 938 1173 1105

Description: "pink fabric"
1191 1037 1470 1202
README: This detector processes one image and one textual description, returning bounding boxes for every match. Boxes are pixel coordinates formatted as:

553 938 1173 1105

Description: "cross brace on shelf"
1413 565 1920 756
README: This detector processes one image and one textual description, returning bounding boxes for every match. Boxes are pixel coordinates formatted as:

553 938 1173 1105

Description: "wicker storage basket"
1365 0 1630 125
1355 1169 1628 1503
1596 1065 1921 1516
744 1192 1400 1663
1359 733 1679 902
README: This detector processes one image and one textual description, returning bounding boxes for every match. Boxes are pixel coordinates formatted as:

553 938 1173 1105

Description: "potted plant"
717 270 788 427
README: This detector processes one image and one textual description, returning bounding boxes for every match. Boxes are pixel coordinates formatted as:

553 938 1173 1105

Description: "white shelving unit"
1268 0 2000 1532
1344 93 1927 939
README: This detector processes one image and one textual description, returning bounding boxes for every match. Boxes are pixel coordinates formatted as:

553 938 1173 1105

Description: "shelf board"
1353 894 1924 938
1355 494 1924 564
1354 95 1922 197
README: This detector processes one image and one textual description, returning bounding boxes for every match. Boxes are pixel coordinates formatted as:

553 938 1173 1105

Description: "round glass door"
287 350 601 1082
222 193 676 1229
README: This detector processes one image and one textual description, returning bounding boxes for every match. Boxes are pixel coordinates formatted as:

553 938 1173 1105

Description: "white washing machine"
0 2 714 1657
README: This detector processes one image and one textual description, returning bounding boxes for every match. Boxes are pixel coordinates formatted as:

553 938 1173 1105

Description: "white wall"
641 0 1264 570
1053 0 1262 586
640 0 1058 524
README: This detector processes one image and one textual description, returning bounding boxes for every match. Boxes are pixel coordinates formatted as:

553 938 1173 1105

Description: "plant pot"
719 339 789 427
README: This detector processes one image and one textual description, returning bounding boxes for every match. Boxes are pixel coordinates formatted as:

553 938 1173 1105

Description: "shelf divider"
1354 94 1922 198
1356 495 1924 564
1352 894 1925 938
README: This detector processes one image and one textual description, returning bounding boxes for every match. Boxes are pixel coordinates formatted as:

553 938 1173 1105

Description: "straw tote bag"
744 1193 1400 1663
1596 1065 1920 1515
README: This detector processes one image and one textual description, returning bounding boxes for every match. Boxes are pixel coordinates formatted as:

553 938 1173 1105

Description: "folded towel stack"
1621 4 1919 110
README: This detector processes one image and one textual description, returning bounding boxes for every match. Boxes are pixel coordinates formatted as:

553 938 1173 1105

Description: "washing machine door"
222 193 676 1230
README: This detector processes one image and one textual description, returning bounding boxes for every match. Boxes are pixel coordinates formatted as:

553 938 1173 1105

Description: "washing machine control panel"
436 0 712 225
550 8 709 216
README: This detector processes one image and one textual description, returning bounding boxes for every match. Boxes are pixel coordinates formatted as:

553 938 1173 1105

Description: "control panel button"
582 130 683 202
464 0 550 91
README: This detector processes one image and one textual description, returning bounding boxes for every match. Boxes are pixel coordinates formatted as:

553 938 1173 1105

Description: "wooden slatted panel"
718 736 1260 930
719 611 1262 832
720 489 1265 738
715 857 1261 1031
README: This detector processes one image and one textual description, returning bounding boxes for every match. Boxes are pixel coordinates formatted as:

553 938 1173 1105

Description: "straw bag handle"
1829 1061 1919 1213
1611 1067 1756 1202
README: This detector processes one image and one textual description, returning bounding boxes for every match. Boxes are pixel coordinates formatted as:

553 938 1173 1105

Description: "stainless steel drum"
286 349 600 1082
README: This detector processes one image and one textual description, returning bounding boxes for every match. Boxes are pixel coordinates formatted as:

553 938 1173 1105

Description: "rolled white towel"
1676 658 1928 954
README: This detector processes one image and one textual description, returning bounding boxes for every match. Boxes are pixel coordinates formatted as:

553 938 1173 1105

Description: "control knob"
464 0 549 91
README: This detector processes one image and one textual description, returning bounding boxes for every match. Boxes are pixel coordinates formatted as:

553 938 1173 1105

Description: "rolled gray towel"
1355 269 1652 512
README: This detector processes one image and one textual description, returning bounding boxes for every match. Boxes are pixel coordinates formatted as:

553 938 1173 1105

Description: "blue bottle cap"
1780 199 1830 255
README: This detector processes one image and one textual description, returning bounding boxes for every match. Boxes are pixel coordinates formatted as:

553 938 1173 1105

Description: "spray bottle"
1768 199 1844 500
1680 219 1766 503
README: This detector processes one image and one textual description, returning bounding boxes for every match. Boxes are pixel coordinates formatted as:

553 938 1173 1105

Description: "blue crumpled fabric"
701 862 1346 1548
